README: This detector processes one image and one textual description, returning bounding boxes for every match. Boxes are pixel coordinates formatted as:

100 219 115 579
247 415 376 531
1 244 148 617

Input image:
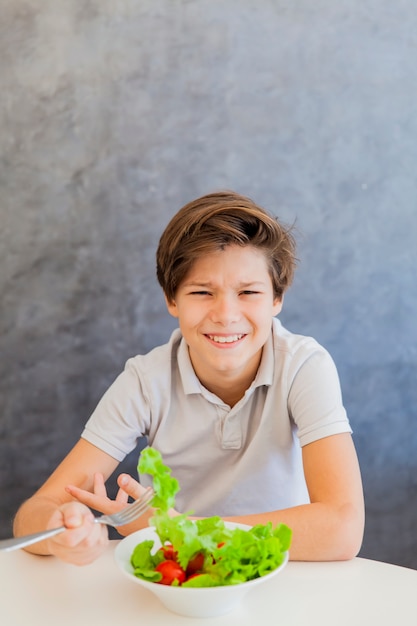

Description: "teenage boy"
13 191 364 565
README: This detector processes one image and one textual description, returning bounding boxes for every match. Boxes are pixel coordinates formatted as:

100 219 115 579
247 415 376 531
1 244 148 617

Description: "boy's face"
166 244 282 393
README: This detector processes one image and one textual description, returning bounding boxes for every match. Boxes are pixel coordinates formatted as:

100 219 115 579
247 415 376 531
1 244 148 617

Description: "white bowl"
114 521 289 618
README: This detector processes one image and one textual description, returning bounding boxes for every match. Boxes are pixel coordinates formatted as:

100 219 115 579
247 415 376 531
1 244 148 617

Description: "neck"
195 362 260 408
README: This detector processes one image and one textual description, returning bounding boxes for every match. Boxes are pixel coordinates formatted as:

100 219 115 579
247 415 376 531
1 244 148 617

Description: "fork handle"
0 526 66 552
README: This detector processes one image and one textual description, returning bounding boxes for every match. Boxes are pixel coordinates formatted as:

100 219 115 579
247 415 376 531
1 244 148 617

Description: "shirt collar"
178 338 203 395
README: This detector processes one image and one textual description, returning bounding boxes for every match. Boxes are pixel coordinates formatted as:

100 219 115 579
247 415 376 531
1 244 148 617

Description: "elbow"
335 538 362 561
332 505 365 561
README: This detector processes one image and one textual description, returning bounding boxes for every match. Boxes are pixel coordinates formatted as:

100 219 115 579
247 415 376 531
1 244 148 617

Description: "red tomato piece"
159 543 177 561
155 560 186 586
186 552 205 575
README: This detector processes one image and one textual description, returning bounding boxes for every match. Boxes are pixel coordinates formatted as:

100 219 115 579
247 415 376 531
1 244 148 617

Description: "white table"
1 541 416 626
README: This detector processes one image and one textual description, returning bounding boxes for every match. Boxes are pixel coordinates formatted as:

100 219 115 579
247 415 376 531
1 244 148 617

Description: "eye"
189 290 212 296
240 290 260 296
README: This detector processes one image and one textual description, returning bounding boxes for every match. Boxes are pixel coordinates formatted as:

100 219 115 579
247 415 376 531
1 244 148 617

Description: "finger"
54 527 108 566
114 486 130 505
117 473 148 500
48 501 92 531
66 484 111 513
93 472 108 498
63 501 94 525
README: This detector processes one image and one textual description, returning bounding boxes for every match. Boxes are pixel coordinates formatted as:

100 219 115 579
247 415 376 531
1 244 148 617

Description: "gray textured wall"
1 1 417 568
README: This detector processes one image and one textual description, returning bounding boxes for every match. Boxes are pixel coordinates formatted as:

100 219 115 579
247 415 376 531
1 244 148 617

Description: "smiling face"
166 244 282 401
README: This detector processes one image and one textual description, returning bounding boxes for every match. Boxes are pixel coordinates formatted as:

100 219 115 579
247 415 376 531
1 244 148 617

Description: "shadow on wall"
345 363 417 570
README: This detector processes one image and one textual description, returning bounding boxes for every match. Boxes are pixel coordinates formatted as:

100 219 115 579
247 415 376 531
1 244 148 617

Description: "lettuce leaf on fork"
137 446 179 512
131 447 292 587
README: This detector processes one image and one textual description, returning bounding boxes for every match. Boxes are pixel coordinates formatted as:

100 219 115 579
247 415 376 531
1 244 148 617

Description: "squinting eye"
240 290 259 295
190 291 211 296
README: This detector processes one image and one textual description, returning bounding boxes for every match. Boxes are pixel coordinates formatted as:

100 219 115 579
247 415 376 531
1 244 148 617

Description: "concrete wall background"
1 1 417 567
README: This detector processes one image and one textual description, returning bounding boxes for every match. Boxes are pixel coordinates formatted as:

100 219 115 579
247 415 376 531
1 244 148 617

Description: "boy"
13 191 364 565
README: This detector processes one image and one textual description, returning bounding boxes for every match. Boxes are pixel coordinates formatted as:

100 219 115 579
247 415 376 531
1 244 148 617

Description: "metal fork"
0 487 154 552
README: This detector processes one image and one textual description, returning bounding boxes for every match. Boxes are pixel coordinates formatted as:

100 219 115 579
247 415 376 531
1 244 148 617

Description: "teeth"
208 334 244 343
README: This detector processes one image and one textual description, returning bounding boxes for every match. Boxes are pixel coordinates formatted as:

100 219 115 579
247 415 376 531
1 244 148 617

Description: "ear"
164 294 179 318
272 295 283 316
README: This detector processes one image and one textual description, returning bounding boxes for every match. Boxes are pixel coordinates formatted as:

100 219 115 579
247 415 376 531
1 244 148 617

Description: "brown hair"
156 191 297 303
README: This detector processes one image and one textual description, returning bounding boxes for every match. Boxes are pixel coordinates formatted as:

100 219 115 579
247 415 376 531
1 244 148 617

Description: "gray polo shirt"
82 318 351 516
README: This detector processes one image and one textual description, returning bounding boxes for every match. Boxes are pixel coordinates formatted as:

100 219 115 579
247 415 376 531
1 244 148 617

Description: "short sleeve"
288 348 352 447
81 361 151 461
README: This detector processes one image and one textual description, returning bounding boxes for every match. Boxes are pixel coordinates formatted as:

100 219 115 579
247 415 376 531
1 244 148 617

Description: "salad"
130 447 292 588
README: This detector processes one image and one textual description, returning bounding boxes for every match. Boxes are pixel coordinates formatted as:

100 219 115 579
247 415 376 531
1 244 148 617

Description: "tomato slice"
186 552 205 575
159 543 177 561
155 560 186 585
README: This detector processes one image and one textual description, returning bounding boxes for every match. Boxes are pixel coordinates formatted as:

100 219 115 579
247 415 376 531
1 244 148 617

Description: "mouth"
205 333 246 345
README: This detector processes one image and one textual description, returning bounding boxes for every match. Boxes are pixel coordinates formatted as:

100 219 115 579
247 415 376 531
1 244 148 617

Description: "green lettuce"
132 447 291 587
137 446 179 512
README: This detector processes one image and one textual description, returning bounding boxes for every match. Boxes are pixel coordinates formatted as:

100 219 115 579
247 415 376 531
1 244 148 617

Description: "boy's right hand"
45 501 109 566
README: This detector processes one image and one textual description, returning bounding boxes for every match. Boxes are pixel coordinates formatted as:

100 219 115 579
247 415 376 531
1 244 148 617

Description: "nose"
210 294 241 326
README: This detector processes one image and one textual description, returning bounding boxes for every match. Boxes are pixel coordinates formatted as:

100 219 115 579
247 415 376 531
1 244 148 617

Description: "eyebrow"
183 280 267 288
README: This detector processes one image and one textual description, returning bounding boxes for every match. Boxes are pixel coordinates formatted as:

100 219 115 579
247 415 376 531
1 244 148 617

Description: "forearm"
223 500 364 561
12 442 120 563
13 494 66 555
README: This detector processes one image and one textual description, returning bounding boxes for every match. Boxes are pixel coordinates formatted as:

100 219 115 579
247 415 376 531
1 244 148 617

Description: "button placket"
218 406 242 450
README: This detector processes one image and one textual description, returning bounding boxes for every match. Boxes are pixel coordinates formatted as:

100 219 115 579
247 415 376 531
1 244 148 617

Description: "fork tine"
110 488 154 525
113 498 152 525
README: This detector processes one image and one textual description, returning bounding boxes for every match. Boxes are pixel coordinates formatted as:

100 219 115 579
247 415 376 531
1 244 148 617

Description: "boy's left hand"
66 472 179 535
